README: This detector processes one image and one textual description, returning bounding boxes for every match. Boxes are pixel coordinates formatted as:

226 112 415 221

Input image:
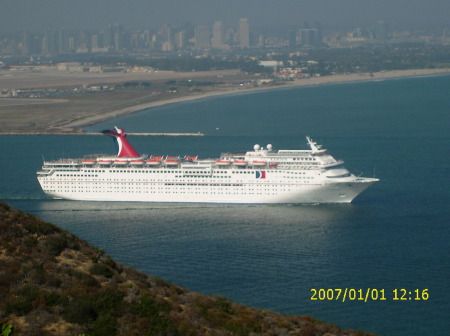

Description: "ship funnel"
101 127 140 157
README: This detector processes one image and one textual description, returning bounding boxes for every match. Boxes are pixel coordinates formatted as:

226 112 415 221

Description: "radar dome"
254 144 261 151
267 144 273 151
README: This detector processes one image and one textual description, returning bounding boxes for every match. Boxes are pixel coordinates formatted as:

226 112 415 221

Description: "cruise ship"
37 127 379 204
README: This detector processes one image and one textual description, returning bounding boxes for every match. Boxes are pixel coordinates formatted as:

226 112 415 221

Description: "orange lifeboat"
114 159 128 165
216 160 231 166
165 160 179 166
146 160 161 166
233 160 248 166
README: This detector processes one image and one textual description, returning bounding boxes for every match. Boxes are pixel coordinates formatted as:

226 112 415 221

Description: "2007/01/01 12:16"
310 288 429 302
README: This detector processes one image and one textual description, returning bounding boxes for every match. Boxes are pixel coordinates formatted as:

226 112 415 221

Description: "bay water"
2 75 449 335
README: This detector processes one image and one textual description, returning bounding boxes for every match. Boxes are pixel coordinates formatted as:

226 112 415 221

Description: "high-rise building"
160 25 173 51
22 31 34 56
175 30 186 50
258 34 265 48
314 21 323 43
377 21 389 41
112 23 124 51
225 28 238 45
91 35 99 50
68 37 76 52
57 29 69 54
288 30 297 47
194 26 210 49
104 26 114 50
239 18 250 48
212 21 227 49
299 29 319 46
76 31 90 53
142 29 151 49
43 30 57 56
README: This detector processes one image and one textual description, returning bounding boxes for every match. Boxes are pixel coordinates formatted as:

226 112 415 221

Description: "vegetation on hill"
0 202 376 336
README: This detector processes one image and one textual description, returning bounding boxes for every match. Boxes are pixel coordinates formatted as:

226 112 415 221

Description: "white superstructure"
37 127 378 204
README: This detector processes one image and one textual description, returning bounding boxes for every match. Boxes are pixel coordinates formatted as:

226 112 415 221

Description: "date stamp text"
310 288 429 302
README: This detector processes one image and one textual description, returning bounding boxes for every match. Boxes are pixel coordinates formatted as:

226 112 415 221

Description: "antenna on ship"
306 136 320 152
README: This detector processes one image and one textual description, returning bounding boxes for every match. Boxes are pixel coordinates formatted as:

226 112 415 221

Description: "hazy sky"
1 0 448 32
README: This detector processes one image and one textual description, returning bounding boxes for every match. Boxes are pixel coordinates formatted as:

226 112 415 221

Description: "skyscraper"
377 21 389 41
160 25 173 51
212 21 227 49
194 26 210 49
239 18 250 48
112 24 124 51
299 29 319 46
22 31 34 56
58 29 69 54
257 34 265 48
175 30 186 50
288 30 297 47
91 34 100 50
43 30 57 56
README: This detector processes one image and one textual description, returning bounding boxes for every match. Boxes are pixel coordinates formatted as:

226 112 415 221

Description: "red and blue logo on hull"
255 171 266 179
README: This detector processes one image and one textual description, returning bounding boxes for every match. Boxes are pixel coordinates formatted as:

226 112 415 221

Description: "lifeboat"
82 159 95 165
233 160 248 166
165 159 180 166
165 155 180 166
269 162 279 167
130 160 144 166
252 160 267 166
150 156 163 160
216 160 231 166
146 160 161 166
114 160 128 165
98 159 113 165
184 155 198 161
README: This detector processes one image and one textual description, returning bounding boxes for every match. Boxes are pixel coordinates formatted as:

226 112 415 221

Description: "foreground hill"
0 202 376 336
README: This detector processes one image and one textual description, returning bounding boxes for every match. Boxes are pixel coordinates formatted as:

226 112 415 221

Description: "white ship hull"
38 168 377 204
37 128 378 204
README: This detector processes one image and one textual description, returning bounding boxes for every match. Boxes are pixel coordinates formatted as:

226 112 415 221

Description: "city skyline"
2 17 449 59
1 0 449 33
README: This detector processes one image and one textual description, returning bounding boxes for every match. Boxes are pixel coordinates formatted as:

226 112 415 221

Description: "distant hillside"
0 202 376 336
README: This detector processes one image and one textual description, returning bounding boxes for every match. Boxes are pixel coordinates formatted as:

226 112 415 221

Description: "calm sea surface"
2 75 449 336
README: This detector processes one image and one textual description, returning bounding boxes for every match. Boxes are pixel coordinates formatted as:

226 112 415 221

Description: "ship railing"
274 165 318 170
37 170 53 175
42 163 81 169
83 154 109 159
43 159 81 166
320 160 344 168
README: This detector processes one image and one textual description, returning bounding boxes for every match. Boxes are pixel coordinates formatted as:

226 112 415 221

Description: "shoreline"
0 132 204 136
61 68 450 130
2 68 449 135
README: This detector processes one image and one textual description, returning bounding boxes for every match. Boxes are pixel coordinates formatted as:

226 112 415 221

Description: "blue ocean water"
1 75 449 336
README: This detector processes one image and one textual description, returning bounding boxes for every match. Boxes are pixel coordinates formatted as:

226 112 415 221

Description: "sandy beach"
1 67 449 134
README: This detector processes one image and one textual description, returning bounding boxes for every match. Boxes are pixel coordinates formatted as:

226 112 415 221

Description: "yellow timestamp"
310 288 429 302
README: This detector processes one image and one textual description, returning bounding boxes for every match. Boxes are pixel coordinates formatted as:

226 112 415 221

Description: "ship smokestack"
101 127 140 157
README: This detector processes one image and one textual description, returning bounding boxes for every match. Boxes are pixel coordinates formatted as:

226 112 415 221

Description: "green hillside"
0 202 376 336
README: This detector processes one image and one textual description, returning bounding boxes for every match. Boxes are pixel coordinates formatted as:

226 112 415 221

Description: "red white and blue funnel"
101 127 140 157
